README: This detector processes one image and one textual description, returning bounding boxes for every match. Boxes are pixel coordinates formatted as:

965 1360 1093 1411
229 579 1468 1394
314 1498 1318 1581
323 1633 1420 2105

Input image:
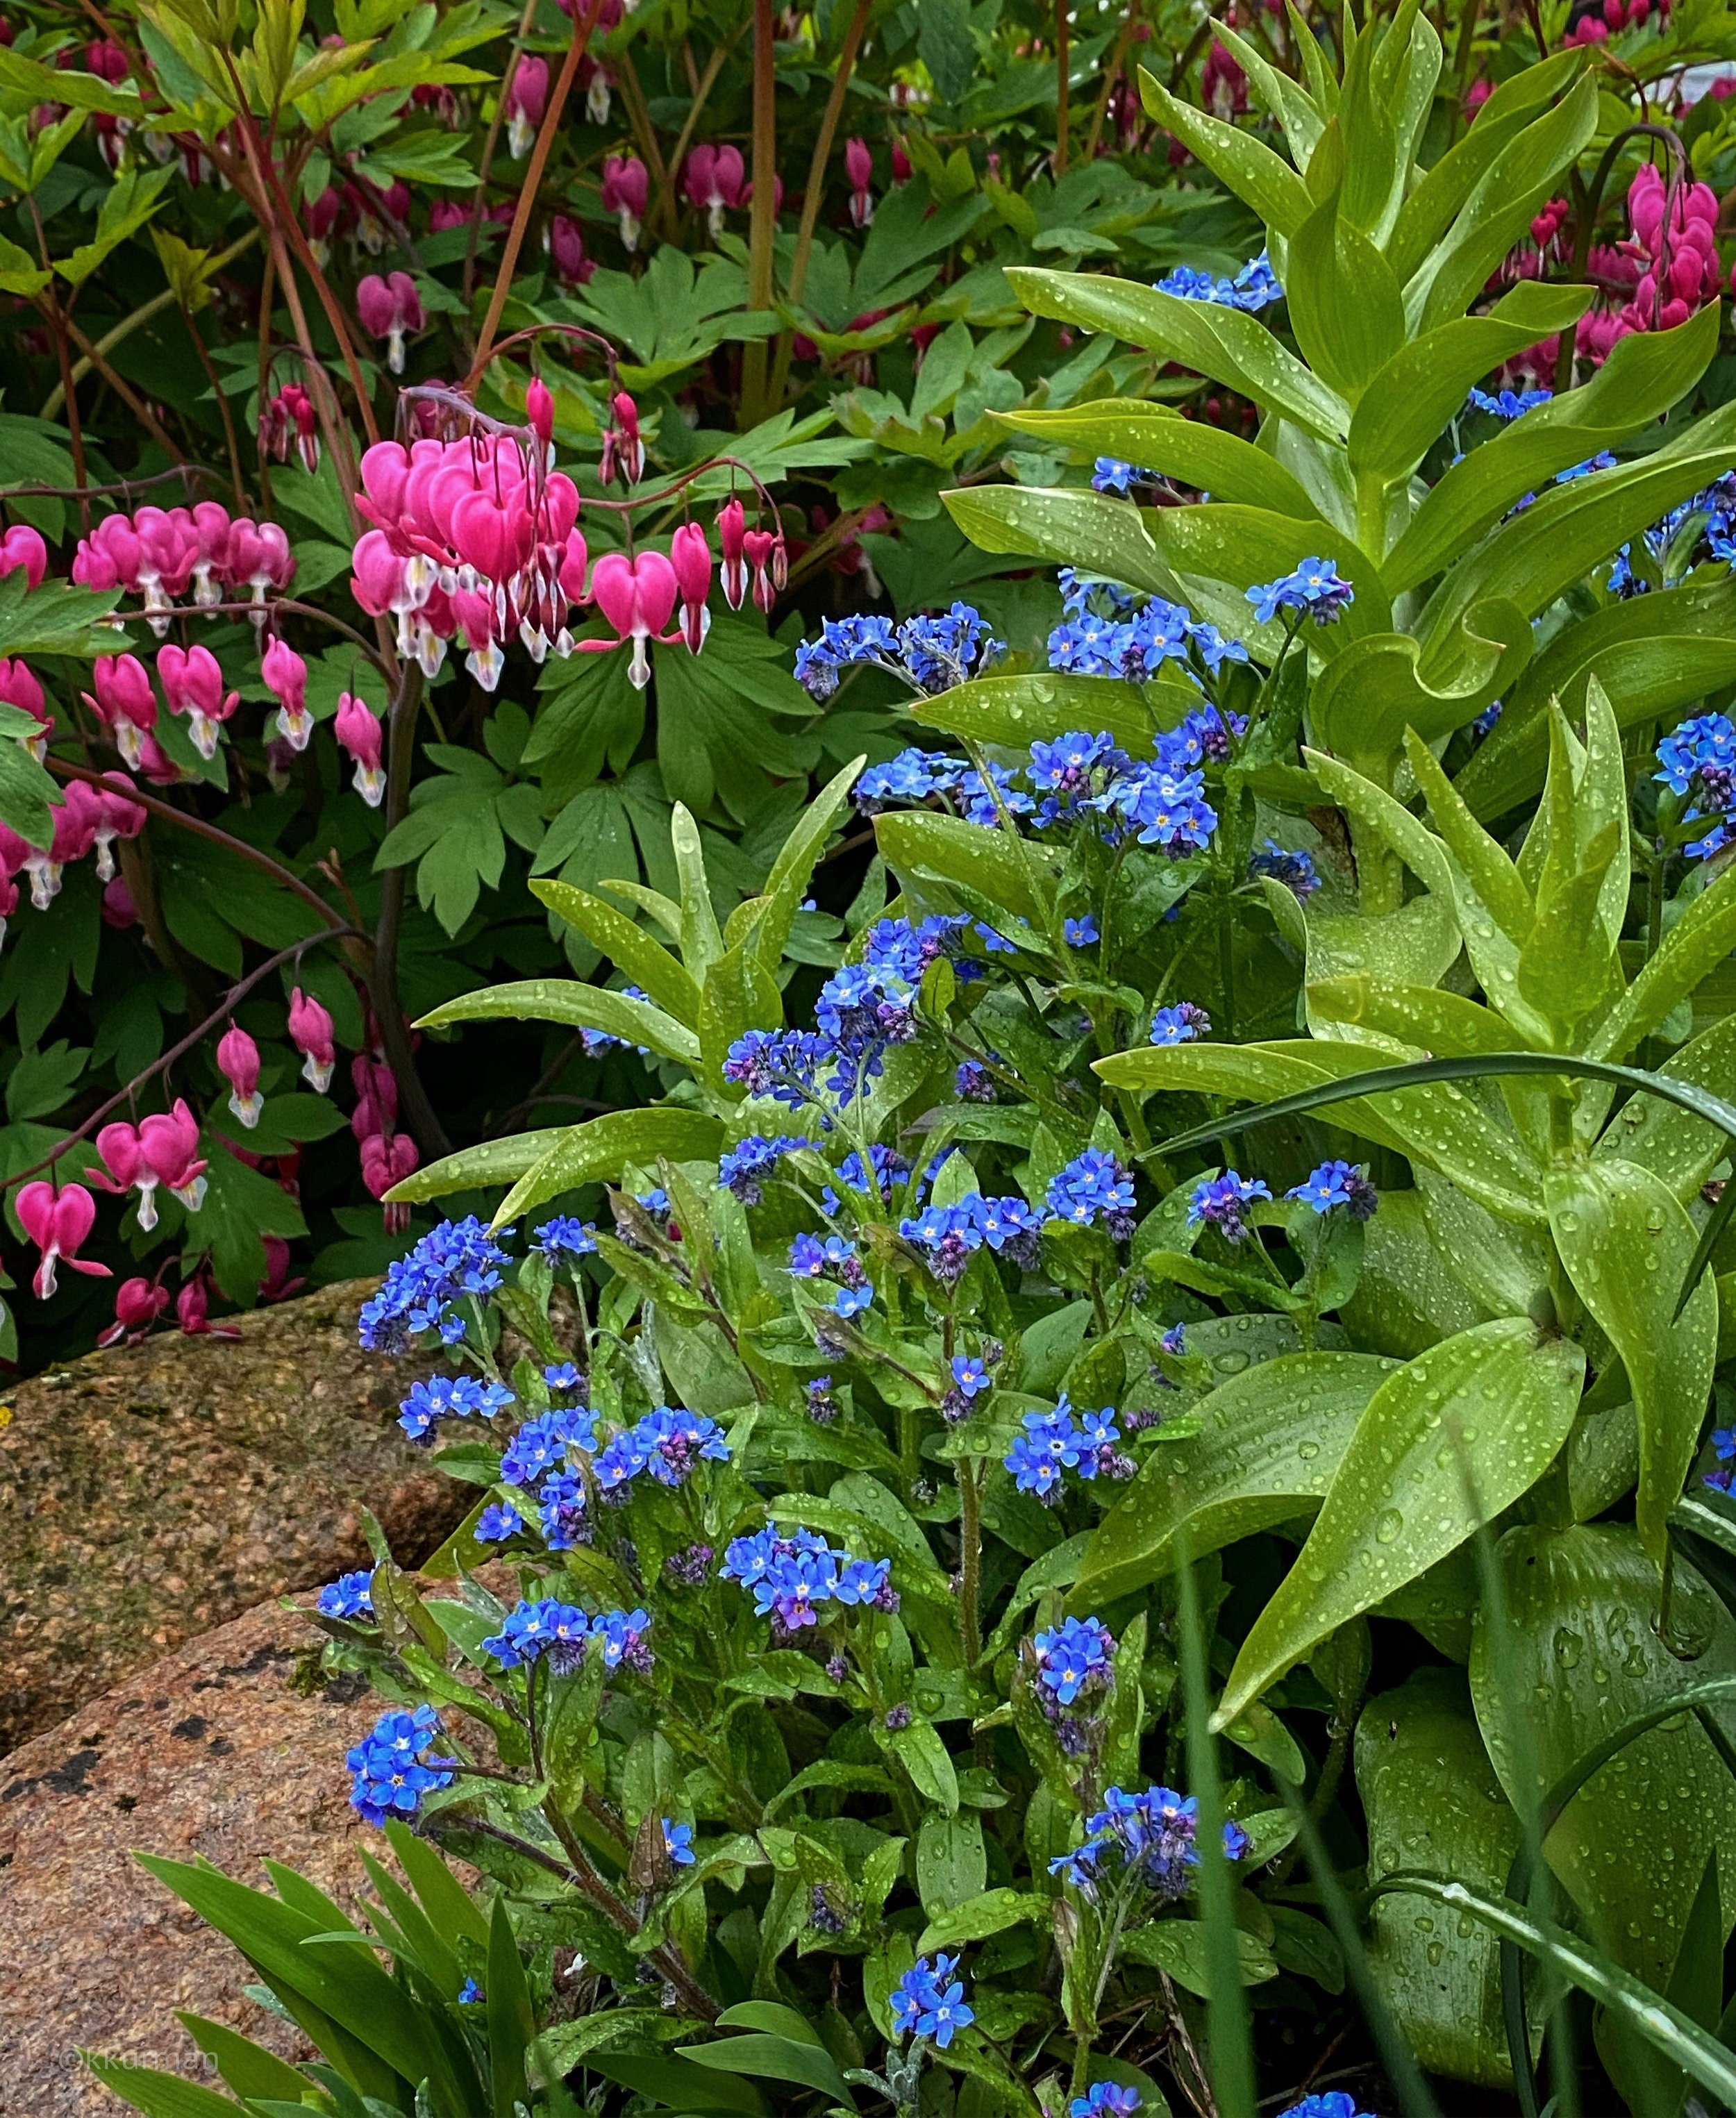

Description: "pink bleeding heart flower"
189 501 233 604
139 1098 208 1210
335 690 386 806
601 154 649 250
218 1022 262 1128
351 1053 399 1142
452 589 504 691
357 270 424 374
717 497 749 609
98 1274 169 1346
289 986 337 1092
91 1119 156 1227
132 506 199 633
526 374 555 448
546 214 594 286
102 874 137 928
261 635 312 751
600 391 644 485
0 867 16 947
586 549 680 688
742 527 780 613
133 732 183 787
0 524 47 590
361 1131 420 1232
228 518 296 611
670 522 712 653
558 527 590 604
158 642 239 760
684 143 745 236
92 772 145 882
19 779 98 909
504 52 548 157
15 1180 110 1300
84 653 158 770
176 1269 242 1338
0 657 51 758
258 1235 306 1304
451 485 534 585
844 137 874 227
359 440 414 528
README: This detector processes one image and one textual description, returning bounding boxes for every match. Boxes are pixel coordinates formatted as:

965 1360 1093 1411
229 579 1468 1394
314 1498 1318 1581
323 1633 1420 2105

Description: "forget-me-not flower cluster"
1049 1782 1251 1899
721 1524 898 1629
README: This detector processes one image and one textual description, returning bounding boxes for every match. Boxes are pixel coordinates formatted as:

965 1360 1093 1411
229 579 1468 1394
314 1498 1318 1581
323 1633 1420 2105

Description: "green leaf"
750 753 865 978
1546 1160 1716 1565
1416 402 1736 662
1386 50 1588 283
77 2057 245 2118
417 978 701 1068
917 1887 1049 1954
1135 67 1314 235
197 1141 308 1302
1102 1039 1546 1222
486 1894 535 2118
1118 1919 1278 1996
57 165 172 285
1308 608 1530 767
874 808 1060 928
1470 1523 1736 1992
528 878 703 1023
1386 1867 1736 2112
1385 304 1724 595
1346 283 1595 479
0 42 145 115
176 2017 310 2100
671 801 724 978
676 2029 858 2108
1074 1352 1399 1605
381 1125 566 1203
1217 1318 1585 1727
910 669 1156 756
942 483 1173 598
885 1715 959 1812
1592 859 1736 1063
1353 1670 1524 2089
997 400 1324 519
130 1856 479 2111
1153 503 1392 647
390 1105 719 1215
1455 574 1736 822
1285 191 1405 401
1405 69 1599 334
1004 266 1351 442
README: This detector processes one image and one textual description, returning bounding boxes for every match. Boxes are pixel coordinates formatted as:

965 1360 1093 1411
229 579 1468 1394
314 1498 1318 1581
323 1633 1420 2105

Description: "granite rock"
0 1278 458 1753
0 1597 389 2117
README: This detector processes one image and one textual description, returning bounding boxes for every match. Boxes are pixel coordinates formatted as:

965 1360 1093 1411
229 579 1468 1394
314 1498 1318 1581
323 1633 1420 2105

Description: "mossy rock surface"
0 1278 456 1753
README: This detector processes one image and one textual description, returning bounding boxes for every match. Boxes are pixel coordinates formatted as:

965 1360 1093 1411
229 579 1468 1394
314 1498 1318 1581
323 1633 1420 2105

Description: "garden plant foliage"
6 0 1736 2108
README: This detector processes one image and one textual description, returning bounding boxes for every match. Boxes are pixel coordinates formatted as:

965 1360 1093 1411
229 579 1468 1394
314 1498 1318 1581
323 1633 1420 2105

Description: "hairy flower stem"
958 1458 983 1668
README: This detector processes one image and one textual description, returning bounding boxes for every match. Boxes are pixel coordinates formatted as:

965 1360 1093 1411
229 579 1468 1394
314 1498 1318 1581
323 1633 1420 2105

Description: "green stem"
739 0 778 426
769 0 871 408
958 1458 982 1667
